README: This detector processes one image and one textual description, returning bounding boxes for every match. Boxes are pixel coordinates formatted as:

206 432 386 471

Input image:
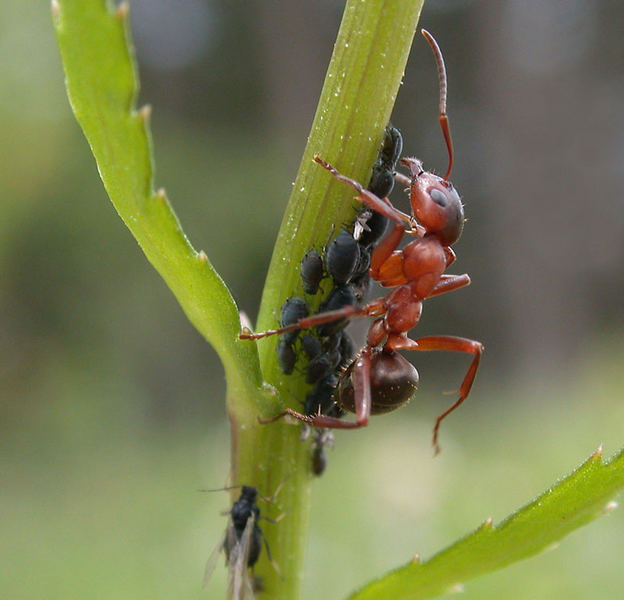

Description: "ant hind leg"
408 335 483 454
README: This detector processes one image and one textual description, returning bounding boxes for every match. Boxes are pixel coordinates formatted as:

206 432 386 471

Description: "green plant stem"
232 2 424 598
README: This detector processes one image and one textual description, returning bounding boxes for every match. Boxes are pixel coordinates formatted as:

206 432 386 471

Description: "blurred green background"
2 1 624 599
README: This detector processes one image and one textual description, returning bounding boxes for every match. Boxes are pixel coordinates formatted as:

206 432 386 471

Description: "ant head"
401 157 464 247
401 31 463 246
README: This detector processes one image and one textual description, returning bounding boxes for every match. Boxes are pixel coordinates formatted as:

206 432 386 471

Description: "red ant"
240 30 483 454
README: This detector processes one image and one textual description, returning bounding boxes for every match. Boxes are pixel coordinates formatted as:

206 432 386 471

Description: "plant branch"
235 2 424 598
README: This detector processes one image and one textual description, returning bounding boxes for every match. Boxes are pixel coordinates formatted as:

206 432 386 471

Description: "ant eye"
430 188 448 207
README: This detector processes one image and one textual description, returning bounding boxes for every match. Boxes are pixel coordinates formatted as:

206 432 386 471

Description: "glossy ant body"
241 31 483 453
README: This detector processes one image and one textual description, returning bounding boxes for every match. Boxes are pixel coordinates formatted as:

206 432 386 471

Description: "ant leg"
444 247 456 267
409 335 483 454
369 223 405 280
259 408 366 429
394 171 411 188
240 305 365 340
240 298 386 340
426 274 471 299
351 346 372 425
314 156 413 227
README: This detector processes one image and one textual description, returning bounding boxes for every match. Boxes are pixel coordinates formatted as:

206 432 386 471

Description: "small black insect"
204 485 280 599
368 125 403 199
337 331 356 369
301 334 323 359
357 126 403 248
303 373 342 476
276 338 297 375
204 486 263 598
356 209 389 249
225 486 262 566
299 334 339 384
316 285 358 337
326 229 360 285
300 248 325 295
311 429 334 477
280 297 309 337
303 373 343 418
277 297 310 374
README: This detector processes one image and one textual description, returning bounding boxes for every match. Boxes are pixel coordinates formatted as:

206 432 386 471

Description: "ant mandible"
240 30 483 454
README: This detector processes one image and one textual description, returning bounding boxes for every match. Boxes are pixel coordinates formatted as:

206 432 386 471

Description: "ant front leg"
240 305 366 341
409 335 483 454
369 223 405 280
314 156 414 228
240 298 386 341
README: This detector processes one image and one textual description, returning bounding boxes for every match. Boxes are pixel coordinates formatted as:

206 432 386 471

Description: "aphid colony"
274 125 404 476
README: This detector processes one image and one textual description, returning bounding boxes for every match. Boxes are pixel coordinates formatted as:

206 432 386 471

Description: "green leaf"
51 0 262 411
349 445 624 600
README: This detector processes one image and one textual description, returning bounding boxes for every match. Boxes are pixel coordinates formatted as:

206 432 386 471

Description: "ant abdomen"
337 349 419 415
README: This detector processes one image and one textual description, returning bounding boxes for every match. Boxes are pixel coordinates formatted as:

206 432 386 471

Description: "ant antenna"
421 29 454 181
197 485 242 493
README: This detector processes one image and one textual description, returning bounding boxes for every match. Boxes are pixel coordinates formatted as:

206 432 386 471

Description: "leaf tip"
116 1 130 20
138 104 152 123
543 541 560 553
588 445 605 465
239 311 253 331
